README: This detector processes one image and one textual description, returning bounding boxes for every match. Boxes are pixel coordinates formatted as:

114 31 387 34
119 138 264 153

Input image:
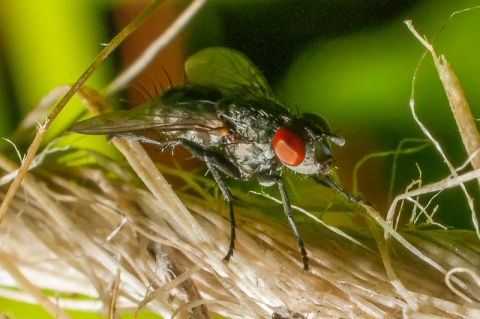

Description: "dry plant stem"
0 251 72 319
106 0 208 95
253 191 374 253
112 138 255 313
152 246 208 319
0 0 163 225
10 85 71 141
133 262 205 318
367 220 418 310
0 156 169 312
0 85 111 188
361 203 459 301
3 140 480 317
405 20 480 237
351 140 429 200
109 269 121 319
111 138 215 257
367 196 476 296
405 20 480 184
446 268 480 303
108 138 250 316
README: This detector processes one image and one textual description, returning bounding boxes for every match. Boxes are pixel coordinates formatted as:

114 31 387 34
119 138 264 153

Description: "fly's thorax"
217 98 289 144
216 98 289 178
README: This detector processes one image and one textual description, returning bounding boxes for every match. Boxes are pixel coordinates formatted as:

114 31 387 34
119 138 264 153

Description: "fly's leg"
178 139 243 264
106 133 177 150
203 156 236 263
259 174 309 271
321 175 369 206
109 134 241 262
277 178 309 271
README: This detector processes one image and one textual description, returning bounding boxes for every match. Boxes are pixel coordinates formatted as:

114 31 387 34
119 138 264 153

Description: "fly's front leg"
319 175 369 206
278 179 309 271
179 139 243 264
259 174 309 271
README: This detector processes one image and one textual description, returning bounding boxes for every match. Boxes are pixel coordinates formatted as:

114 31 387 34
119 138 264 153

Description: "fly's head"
272 113 345 176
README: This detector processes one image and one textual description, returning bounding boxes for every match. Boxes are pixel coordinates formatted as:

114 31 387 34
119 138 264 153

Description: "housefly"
69 47 365 271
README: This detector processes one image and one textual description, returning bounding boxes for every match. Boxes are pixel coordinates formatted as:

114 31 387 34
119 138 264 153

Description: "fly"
69 47 366 271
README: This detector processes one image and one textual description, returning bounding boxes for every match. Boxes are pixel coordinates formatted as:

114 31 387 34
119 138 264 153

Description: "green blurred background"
1 0 480 317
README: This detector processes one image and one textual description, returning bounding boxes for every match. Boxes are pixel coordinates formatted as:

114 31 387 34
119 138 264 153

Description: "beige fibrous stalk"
1 4 480 319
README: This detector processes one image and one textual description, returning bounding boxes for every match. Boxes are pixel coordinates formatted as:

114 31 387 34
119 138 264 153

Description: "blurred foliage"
0 0 117 158
1 0 480 317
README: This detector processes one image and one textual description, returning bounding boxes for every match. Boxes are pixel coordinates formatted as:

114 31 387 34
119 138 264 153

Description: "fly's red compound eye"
272 126 306 166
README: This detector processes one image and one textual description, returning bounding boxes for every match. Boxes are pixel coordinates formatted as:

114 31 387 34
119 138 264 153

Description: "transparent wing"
185 47 275 99
69 88 224 135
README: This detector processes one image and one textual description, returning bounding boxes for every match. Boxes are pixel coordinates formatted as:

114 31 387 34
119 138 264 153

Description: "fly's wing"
185 47 275 100
69 87 224 135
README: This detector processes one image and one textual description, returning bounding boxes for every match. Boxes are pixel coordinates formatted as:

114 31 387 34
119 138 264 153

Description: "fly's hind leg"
179 139 243 264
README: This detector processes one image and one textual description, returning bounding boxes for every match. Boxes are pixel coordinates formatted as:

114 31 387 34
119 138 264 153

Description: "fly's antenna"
327 134 346 147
